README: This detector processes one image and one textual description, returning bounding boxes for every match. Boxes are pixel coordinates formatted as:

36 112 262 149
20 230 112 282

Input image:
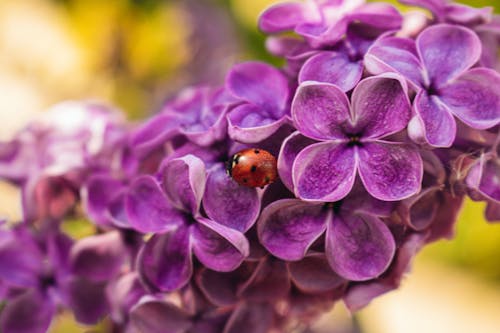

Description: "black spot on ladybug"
254 149 260 154
250 165 257 172
243 178 248 183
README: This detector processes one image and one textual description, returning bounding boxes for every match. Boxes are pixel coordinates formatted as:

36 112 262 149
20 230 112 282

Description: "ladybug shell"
227 148 278 188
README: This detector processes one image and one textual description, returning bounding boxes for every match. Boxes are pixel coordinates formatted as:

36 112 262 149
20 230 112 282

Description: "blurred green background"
0 0 499 332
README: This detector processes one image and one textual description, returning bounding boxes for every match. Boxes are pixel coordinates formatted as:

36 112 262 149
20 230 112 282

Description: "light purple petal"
126 175 185 233
0 290 54 333
70 231 126 282
277 131 317 192
293 142 357 202
129 299 192 333
417 24 481 87
351 74 411 139
161 155 206 213
357 141 422 201
192 217 249 272
203 165 260 232
364 36 425 89
466 154 500 202
223 303 273 333
106 272 146 323
440 68 500 130
227 104 289 143
64 277 109 325
137 227 193 292
237 258 290 302
226 62 289 111
292 82 350 141
288 253 345 293
412 90 457 147
298 52 363 92
445 4 492 26
257 199 329 261
258 2 304 33
349 3 403 31
130 113 180 152
326 214 396 281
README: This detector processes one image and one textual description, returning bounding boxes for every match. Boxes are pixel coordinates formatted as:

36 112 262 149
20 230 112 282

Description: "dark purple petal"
83 175 125 226
417 24 481 87
412 90 457 147
137 227 193 292
70 231 126 282
0 290 54 333
292 82 350 141
129 299 192 333
223 303 273 333
192 217 249 272
203 165 260 232
364 36 425 89
227 104 289 143
288 253 345 293
357 141 422 201
486 201 500 222
0 229 43 288
64 277 109 325
277 131 317 192
351 74 411 139
108 190 131 228
126 176 185 233
293 142 357 202
326 214 396 281
397 187 440 231
161 155 206 213
257 199 329 260
349 3 402 30
440 68 500 130
226 62 289 111
298 52 363 92
426 192 464 243
238 258 290 302
258 2 304 33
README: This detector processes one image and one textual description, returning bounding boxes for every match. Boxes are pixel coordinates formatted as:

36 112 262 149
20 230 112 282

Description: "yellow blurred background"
0 0 499 332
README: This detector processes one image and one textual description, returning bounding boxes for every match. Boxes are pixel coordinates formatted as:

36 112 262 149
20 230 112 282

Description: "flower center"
347 135 363 147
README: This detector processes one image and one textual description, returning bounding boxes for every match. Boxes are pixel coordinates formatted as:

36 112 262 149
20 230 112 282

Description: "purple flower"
257 188 396 281
225 62 291 143
366 24 500 147
125 155 253 292
290 74 422 201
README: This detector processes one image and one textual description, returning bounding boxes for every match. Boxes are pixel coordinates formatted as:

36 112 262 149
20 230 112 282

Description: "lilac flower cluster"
0 0 499 332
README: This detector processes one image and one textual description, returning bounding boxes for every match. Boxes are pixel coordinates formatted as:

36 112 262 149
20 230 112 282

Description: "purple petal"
226 62 289 111
223 303 273 333
365 36 425 89
137 227 193 292
129 299 192 333
288 253 345 293
486 201 500 222
357 141 422 201
0 290 54 333
292 82 350 141
237 258 290 302
298 52 363 92
351 74 411 139
326 214 396 281
192 217 249 272
64 277 109 325
426 192 464 243
30 175 78 221
257 199 329 260
277 131 317 192
293 142 357 202
466 154 500 202
161 155 206 213
397 187 440 231
445 4 492 26
412 90 457 147
417 24 481 87
126 176 185 233
0 229 43 288
258 2 304 33
83 174 125 226
106 273 146 323
203 165 260 232
349 3 402 29
70 231 126 282
130 113 180 152
227 104 289 143
440 68 500 130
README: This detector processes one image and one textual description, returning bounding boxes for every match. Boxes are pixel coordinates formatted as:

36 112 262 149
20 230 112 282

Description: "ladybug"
227 148 278 188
